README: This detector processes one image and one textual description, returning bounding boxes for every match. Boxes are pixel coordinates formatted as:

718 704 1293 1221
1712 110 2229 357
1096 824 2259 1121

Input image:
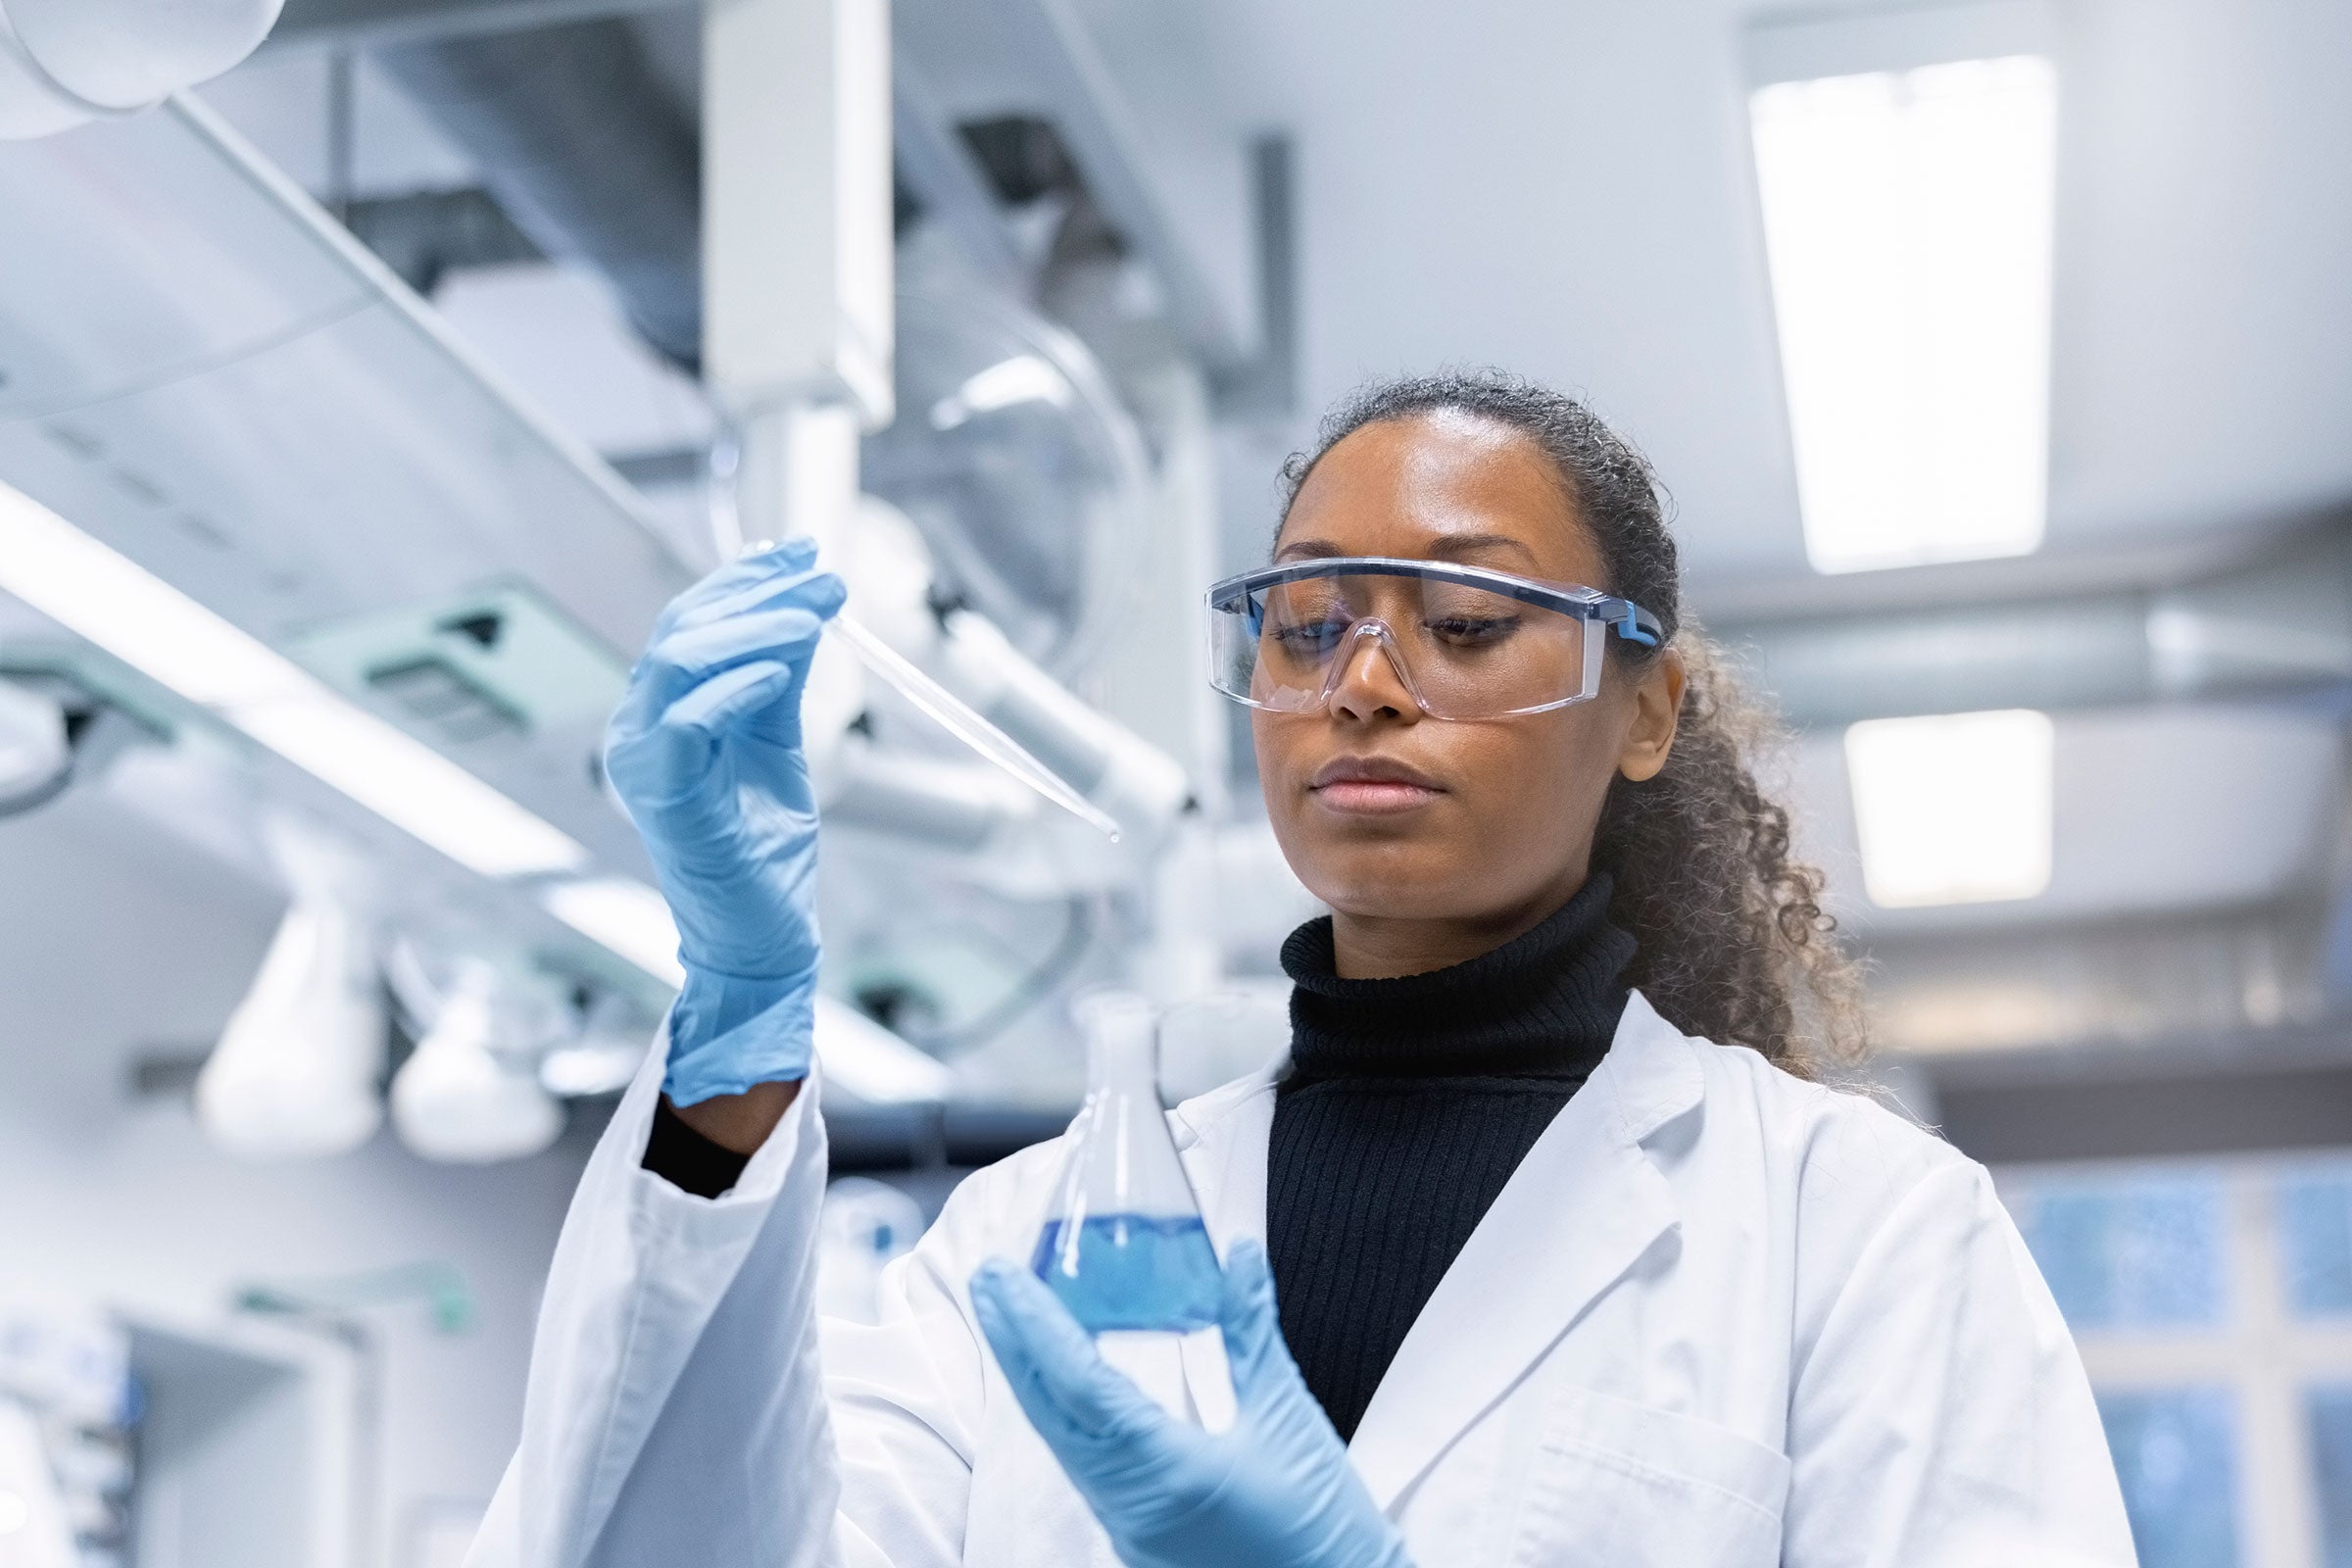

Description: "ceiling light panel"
1751 52 2057 574
1844 709 2054 907
0 477 588 878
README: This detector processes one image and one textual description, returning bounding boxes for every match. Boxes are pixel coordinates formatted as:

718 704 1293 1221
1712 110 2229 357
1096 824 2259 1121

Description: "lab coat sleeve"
465 1042 979 1568
1778 1158 2137 1568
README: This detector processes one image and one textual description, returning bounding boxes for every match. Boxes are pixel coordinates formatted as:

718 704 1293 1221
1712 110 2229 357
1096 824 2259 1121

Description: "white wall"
0 787 592 1563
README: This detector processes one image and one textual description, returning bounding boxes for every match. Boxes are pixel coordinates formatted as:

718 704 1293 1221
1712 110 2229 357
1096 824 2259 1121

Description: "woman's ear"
1616 646 1685 784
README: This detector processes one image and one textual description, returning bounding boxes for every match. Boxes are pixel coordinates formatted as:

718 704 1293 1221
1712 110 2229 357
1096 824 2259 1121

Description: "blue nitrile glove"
969 1240 1414 1568
603 539 847 1105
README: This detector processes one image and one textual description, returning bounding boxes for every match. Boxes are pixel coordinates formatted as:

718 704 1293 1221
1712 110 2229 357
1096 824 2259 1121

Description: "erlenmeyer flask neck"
1076 988 1163 1102
1085 1027 1159 1100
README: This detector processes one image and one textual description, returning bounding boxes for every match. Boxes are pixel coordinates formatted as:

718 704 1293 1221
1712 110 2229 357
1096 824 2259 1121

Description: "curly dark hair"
1276 369 1869 1075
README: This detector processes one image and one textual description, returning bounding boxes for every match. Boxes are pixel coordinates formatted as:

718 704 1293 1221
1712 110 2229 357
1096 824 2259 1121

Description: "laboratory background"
0 0 2346 1562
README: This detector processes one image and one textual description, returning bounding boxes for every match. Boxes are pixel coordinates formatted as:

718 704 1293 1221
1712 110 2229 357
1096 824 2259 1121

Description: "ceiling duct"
1715 519 2352 727
374 17 703 368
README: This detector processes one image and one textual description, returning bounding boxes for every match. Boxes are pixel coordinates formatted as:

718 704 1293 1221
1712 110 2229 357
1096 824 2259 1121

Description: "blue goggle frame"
1205 557 1663 649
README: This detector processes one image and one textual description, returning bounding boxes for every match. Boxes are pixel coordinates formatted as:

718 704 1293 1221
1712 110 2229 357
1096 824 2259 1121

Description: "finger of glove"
649 539 820 641
606 660 793 819
612 601 835 745
625 564 839 729
662 556 845 642
1216 1239 1315 1409
970 1263 1171 1449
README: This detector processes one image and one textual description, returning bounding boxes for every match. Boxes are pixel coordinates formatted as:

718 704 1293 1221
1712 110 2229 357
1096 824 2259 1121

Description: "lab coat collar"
1170 991 1707 1511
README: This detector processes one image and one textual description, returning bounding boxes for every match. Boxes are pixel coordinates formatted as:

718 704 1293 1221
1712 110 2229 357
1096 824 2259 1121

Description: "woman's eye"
1428 614 1519 647
1270 618 1350 653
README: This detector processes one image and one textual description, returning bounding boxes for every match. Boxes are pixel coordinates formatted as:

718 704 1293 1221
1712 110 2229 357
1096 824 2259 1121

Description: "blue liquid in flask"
1031 1214 1223 1333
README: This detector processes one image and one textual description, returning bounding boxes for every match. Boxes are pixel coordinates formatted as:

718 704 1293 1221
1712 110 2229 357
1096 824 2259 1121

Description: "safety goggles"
1205 556 1662 719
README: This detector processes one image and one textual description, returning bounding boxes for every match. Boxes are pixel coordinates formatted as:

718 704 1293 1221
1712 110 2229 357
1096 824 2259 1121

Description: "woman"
471 373 2133 1568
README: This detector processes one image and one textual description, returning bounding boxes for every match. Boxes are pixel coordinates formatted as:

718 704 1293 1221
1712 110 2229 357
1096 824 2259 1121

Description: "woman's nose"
1327 622 1420 722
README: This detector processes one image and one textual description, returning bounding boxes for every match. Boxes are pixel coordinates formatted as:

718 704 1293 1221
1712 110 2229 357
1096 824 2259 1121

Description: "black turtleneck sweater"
1270 873 1634 1441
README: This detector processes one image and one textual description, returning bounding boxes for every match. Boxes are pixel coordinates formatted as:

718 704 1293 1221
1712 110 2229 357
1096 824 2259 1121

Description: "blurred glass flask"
1032 992 1222 1333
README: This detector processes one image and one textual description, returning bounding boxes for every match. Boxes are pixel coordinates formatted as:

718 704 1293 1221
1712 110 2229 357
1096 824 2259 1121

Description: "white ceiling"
203 0 2352 607
171 0 2352 954
1786 703 2348 936
1113 0 2352 601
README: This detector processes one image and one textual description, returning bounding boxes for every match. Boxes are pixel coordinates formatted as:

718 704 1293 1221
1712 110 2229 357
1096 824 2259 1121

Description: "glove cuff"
663 964 819 1106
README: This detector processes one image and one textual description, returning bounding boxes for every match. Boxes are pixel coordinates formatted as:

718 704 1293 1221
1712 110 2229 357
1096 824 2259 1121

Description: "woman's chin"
1302 859 1481 924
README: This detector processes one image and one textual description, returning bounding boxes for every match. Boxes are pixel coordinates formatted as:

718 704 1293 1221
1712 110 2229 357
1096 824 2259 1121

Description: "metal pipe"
1714 523 2352 726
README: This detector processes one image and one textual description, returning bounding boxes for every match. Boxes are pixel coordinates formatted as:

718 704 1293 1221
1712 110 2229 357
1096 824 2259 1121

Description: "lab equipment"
1205 556 1662 719
1031 992 1219 1334
603 544 842 1102
972 1241 1415 1568
831 612 1123 842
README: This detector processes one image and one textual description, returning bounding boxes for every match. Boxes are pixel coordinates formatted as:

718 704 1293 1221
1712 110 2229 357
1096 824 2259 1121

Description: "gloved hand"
604 539 847 1105
969 1239 1414 1568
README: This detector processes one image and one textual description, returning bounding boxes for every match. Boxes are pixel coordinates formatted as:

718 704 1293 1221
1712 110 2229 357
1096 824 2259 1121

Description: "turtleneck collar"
1279 872 1637 1081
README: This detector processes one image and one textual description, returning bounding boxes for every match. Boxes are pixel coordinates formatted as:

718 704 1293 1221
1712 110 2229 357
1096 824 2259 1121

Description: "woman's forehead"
1289 414 1599 585
1277 412 1599 580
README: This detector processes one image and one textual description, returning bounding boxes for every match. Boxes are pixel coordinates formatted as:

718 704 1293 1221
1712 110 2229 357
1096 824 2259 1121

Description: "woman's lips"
1311 778 1443 814
1307 757 1445 815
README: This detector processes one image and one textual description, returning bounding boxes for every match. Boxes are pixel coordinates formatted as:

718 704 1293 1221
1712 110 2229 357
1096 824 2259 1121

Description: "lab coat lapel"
1345 992 1705 1512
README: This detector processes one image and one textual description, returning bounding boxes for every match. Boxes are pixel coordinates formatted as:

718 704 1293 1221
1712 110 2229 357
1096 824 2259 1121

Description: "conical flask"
1031 991 1222 1333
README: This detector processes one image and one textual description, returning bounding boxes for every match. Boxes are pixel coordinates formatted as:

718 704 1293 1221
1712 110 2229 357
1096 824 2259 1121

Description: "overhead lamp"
390 964 564 1163
1750 52 2057 573
0 479 588 877
1844 709 2054 907
196 886 387 1159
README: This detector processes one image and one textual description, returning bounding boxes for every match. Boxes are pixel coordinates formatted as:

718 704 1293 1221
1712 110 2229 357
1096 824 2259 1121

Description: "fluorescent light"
542 876 687 986
1845 709 2054 907
1751 55 2057 573
540 875 953 1102
0 479 588 877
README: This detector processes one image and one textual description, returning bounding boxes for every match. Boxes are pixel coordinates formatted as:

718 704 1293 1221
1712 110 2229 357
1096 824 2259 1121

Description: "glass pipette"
827 612 1124 843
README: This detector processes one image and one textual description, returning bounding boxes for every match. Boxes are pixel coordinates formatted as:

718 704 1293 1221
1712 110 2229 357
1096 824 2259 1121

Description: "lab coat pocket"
1510 1386 1789 1567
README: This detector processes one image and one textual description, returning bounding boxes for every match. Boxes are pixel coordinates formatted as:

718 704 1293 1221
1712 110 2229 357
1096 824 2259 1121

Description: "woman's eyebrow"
1426 532 1542 567
1272 533 1544 565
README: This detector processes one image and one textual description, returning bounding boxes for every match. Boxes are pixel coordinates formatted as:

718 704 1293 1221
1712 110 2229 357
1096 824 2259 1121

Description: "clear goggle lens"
1207 563 1650 720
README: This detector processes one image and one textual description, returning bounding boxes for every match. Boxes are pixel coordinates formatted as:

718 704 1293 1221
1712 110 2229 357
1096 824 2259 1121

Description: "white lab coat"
468 992 2138 1568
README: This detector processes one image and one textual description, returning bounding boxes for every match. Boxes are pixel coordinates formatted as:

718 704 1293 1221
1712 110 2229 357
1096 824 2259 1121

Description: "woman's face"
1252 411 1685 953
